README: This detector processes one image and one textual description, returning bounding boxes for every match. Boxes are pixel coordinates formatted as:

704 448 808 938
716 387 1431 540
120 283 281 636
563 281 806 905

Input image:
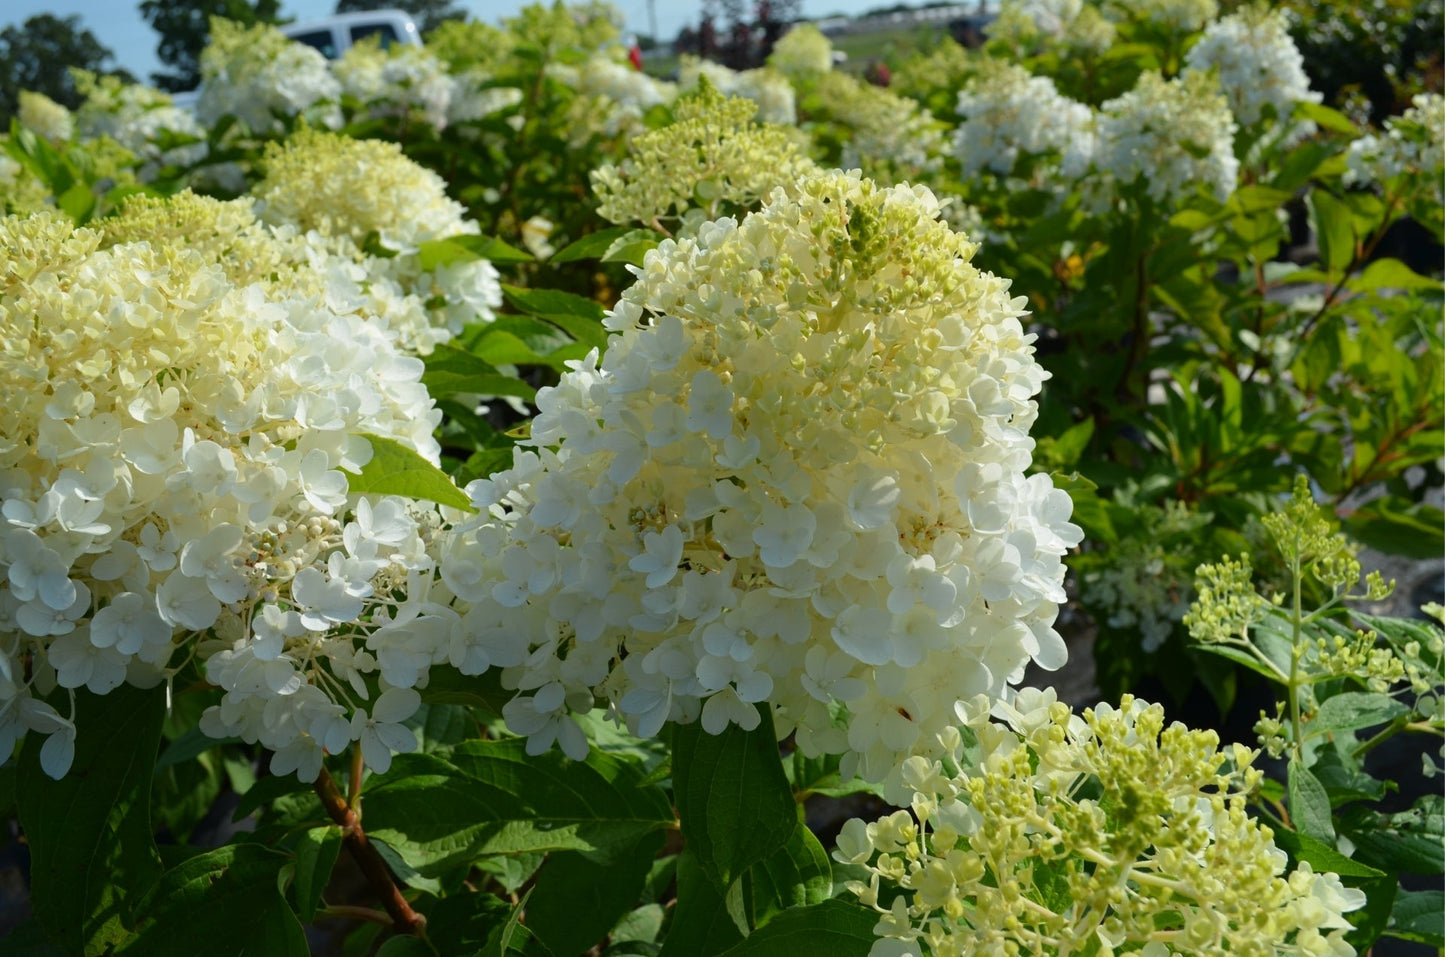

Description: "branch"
312 764 427 937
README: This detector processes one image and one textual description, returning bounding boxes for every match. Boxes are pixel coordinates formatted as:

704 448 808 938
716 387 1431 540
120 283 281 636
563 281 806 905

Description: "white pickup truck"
281 9 424 60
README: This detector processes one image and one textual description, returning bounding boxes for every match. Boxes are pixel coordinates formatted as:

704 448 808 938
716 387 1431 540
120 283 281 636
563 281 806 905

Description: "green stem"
1288 531 1306 764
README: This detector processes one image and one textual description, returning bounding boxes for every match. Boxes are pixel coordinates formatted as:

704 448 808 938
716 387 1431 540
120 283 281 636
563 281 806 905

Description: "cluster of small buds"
838 690 1366 956
16 91 74 143
1094 69 1238 206
253 128 501 349
0 210 452 780
678 57 798 126
1183 3 1321 146
812 72 948 179
1344 94 1445 205
767 23 835 77
439 168 1080 779
590 80 818 228
69 70 208 179
952 59 1096 181
550 54 678 143
196 18 342 135
334 37 456 131
1106 0 1217 32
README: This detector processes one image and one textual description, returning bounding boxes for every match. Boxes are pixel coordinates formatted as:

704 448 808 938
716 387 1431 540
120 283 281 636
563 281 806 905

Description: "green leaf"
17 685 166 955
715 899 878 957
1307 692 1410 738
657 851 745 957
292 825 342 923
672 707 798 890
601 230 660 266
345 433 473 511
1344 875 1396 952
361 739 673 878
501 284 609 351
1344 795 1445 875
1342 498 1445 560
1310 189 1355 275
1288 757 1335 845
418 234 533 270
1294 101 1358 136
1346 258 1443 293
0 920 69 955
550 225 645 263
1271 825 1385 878
422 344 537 401
1389 889 1445 946
118 845 307 957
738 823 833 930
524 831 666 956
154 726 239 770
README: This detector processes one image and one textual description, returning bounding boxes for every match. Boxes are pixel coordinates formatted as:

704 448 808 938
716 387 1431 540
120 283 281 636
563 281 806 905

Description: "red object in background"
629 42 643 70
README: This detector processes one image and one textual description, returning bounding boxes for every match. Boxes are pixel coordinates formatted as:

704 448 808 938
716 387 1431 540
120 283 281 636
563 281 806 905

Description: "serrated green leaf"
1310 189 1355 275
657 851 745 957
672 707 798 890
1344 795 1445 875
715 899 877 957
1307 692 1410 738
345 434 473 511
1389 889 1445 946
501 284 608 350
1342 499 1445 560
293 825 342 923
550 225 641 263
602 230 660 266
1294 101 1358 135
117 845 307 957
740 823 833 930
1288 757 1336 844
18 684 166 955
1271 824 1386 878
361 739 672 878
423 344 537 402
418 234 533 270
525 831 665 956
154 726 240 770
1347 258 1443 293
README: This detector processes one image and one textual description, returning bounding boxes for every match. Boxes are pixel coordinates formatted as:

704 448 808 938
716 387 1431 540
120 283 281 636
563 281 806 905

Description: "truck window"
350 23 400 48
290 29 337 58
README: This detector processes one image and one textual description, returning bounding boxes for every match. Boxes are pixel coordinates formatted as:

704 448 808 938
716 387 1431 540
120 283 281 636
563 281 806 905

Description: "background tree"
0 14 125 120
139 0 282 93
333 0 467 36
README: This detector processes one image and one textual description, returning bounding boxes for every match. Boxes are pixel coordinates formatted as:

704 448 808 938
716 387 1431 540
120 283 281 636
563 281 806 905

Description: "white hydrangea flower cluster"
551 54 678 142
1183 3 1320 144
1095 69 1238 205
17 91 74 144
439 169 1080 778
1106 0 1217 32
0 211 450 780
253 128 501 347
70 70 207 179
196 18 342 135
767 23 835 77
989 0 1118 55
1344 93 1445 203
839 690 1367 956
678 57 798 127
953 60 1096 180
447 72 525 128
334 38 455 131
815 72 947 178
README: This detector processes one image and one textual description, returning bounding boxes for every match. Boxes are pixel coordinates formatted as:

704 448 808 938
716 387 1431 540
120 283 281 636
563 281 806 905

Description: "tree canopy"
0 14 124 120
333 0 467 36
139 0 282 92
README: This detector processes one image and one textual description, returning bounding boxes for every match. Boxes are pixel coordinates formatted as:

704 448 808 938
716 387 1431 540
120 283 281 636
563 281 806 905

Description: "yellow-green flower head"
767 23 835 77
439 169 1080 775
1096 69 1238 205
549 53 678 144
196 18 342 134
503 1 621 58
17 91 74 144
841 690 1366 955
253 130 501 345
989 0 1118 55
256 128 475 251
679 56 797 126
427 19 515 74
70 69 206 177
1106 0 1217 32
0 211 447 781
812 72 948 179
334 36 455 131
591 79 818 227
0 146 53 216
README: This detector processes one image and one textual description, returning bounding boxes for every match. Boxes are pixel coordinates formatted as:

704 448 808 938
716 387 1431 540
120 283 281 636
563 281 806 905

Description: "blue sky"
2 0 896 86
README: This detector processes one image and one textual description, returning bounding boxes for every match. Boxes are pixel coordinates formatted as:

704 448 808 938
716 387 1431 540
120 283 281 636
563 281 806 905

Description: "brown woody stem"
312 764 427 937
